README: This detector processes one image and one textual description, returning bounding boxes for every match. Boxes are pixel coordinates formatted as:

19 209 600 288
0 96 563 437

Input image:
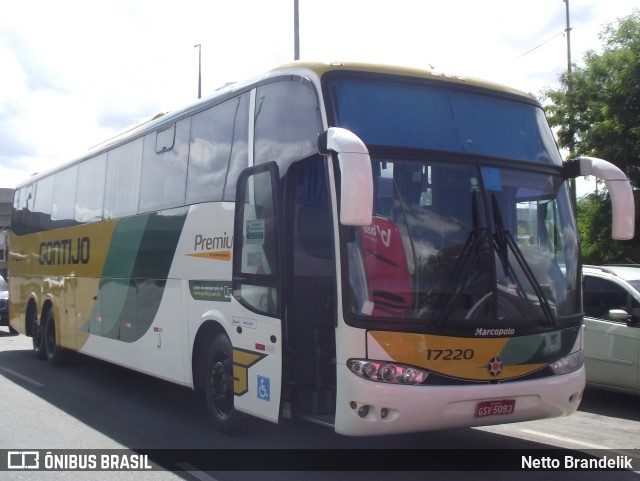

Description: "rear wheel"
44 309 69 366
203 334 238 434
31 311 46 360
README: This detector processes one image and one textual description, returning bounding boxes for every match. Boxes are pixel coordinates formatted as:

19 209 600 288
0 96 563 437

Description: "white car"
582 265 640 395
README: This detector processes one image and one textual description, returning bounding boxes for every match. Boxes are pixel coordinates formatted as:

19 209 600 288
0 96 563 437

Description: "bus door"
284 158 337 421
231 162 283 423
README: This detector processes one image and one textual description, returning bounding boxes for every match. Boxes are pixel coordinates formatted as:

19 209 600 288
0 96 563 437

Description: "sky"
1 0 638 194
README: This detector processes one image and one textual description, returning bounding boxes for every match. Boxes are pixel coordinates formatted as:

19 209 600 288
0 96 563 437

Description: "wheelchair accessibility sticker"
257 376 270 402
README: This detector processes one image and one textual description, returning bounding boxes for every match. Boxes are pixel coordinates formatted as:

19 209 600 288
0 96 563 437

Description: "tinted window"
31 176 54 232
186 97 240 204
328 77 562 165
223 93 249 201
11 187 29 236
156 124 175 153
52 166 78 228
104 139 143 219
254 80 321 168
584 276 628 320
75 154 106 223
140 118 190 212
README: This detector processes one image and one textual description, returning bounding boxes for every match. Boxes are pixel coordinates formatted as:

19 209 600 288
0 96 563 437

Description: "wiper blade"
491 195 556 326
437 228 488 326
437 192 486 325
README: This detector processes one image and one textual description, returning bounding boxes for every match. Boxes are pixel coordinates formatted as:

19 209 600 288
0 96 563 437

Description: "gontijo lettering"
39 237 90 265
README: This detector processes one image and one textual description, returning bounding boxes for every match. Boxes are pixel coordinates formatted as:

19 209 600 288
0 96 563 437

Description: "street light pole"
194 43 202 99
294 0 300 60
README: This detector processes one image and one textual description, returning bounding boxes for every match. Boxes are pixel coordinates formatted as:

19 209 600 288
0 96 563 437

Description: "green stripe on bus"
82 211 187 342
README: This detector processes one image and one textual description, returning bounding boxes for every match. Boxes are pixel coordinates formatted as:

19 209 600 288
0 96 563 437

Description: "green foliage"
544 10 640 187
545 10 640 264
576 192 640 264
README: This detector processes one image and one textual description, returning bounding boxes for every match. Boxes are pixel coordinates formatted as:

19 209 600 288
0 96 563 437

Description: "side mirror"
318 128 373 226
609 309 631 322
566 157 635 240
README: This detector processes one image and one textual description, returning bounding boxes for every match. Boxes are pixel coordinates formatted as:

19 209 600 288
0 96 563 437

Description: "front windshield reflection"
345 158 579 328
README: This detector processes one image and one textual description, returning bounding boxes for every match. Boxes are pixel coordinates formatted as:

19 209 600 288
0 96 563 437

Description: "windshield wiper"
437 192 487 325
491 194 556 326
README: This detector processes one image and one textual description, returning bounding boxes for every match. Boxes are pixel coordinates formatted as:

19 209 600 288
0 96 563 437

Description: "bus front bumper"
334 364 585 436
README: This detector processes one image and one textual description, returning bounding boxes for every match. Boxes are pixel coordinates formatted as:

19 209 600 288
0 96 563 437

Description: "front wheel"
203 334 238 434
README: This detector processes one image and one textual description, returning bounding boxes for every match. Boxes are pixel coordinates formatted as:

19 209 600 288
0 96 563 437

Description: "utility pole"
294 0 300 60
194 43 202 99
564 0 574 158
563 0 577 203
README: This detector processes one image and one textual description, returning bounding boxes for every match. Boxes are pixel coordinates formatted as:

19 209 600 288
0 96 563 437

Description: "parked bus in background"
8 62 635 436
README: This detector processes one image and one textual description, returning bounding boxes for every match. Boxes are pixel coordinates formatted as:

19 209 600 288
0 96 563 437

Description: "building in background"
0 188 13 278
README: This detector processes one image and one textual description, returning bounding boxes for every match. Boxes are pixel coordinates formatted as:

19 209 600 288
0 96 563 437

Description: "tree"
577 193 639 264
545 10 640 186
544 10 640 263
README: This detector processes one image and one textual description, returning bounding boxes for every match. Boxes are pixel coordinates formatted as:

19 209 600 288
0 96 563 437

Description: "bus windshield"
327 75 562 165
327 75 579 331
345 157 579 330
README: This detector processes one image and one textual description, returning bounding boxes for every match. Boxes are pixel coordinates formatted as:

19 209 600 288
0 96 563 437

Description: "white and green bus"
9 62 634 436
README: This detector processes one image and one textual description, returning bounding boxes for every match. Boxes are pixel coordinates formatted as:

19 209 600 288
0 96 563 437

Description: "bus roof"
16 61 538 189
268 61 537 101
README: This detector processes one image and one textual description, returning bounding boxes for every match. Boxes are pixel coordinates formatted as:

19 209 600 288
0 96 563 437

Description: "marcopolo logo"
39 237 90 266
474 327 515 337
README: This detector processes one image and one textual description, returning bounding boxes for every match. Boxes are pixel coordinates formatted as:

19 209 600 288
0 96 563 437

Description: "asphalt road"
0 327 638 481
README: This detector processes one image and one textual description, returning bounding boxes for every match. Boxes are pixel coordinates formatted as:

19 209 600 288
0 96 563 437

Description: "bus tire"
203 334 238 434
32 318 47 360
44 309 69 366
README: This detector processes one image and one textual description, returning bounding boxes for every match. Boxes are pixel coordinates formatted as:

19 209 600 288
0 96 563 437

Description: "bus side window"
104 138 143 219
11 187 29 236
139 119 190 212
75 153 106 223
186 97 240 205
31 176 54 233
254 80 322 170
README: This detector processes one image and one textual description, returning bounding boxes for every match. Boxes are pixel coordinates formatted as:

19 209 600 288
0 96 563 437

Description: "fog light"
380 408 389 419
357 405 370 418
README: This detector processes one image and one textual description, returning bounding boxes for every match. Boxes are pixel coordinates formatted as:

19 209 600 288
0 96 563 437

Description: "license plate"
475 399 516 417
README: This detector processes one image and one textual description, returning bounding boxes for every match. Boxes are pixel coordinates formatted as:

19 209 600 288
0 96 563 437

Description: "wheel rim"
209 358 233 417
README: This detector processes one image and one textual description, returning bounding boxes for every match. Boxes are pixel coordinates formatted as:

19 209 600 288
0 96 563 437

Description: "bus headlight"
550 351 584 375
347 359 429 385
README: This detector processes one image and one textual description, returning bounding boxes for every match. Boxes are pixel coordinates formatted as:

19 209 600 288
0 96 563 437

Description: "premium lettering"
194 233 233 251
39 237 90 265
